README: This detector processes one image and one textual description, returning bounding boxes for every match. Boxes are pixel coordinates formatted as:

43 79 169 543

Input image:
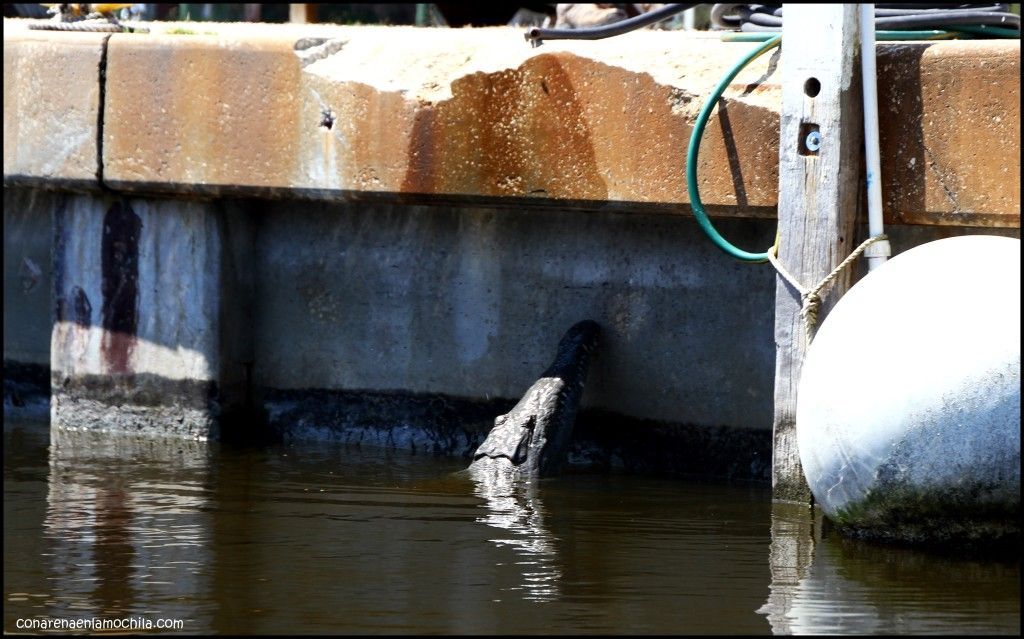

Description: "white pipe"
682 7 695 31
860 4 891 271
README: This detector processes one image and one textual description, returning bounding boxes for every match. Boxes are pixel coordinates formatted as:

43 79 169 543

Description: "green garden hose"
686 35 781 262
529 6 1018 262
690 24 1018 263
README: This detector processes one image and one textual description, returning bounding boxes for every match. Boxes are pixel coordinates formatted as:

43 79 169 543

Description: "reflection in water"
42 428 213 625
757 502 824 634
4 421 1018 634
759 502 1021 635
466 462 561 602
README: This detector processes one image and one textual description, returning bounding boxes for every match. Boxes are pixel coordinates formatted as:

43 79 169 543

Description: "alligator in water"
467 320 600 479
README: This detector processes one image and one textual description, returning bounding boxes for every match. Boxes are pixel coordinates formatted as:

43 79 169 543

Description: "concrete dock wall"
6 185 1016 478
4 21 1020 226
50 194 222 438
4 191 53 368
3 190 55 418
3 21 1020 479
253 203 777 427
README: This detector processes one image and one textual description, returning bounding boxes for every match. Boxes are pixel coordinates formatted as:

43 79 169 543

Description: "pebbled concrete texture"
96 26 782 215
2 28 107 186
876 41 1022 226
3 19 1020 227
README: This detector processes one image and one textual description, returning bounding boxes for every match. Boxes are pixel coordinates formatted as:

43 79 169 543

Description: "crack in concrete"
96 33 112 190
922 143 962 214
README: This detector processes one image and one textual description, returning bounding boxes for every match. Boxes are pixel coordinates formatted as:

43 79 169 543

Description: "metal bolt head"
805 130 822 152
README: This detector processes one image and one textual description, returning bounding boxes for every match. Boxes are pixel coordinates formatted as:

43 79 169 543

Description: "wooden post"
243 4 261 22
759 502 825 632
772 5 863 503
289 4 317 24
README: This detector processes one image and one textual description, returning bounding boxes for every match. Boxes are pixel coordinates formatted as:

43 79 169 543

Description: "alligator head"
469 320 600 478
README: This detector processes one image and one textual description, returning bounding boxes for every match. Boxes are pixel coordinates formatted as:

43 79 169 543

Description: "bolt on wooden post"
772 5 864 504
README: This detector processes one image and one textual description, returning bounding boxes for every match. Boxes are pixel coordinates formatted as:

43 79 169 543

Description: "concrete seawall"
3 20 1020 480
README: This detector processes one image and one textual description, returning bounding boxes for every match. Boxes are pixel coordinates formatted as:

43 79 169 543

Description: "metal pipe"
860 4 891 271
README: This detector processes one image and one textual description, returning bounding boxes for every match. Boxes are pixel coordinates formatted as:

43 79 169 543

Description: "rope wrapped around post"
767 234 889 343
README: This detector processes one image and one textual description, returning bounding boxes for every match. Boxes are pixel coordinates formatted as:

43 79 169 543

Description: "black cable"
711 4 1020 32
526 3 1018 44
876 11 1019 29
874 5 1008 16
525 3 700 44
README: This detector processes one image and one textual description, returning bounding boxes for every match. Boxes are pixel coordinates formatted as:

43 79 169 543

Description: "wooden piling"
772 5 864 503
289 4 317 24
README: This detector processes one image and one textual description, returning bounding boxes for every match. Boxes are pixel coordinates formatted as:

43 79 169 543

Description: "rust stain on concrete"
397 51 779 210
403 53 607 201
6 22 1018 226
299 77 414 192
877 41 1020 227
104 35 303 189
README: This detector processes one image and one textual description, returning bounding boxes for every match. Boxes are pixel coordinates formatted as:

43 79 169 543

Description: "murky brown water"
4 420 1019 634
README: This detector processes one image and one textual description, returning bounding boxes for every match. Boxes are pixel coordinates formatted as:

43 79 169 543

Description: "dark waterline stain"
101 202 141 374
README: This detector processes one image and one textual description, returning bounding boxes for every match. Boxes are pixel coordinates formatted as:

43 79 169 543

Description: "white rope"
767 234 889 342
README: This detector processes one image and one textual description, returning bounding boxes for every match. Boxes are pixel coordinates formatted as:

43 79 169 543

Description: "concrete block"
2 27 106 187
97 25 1019 226
50 193 254 440
102 33 303 193
4 21 1019 226
101 27 782 217
877 41 1021 227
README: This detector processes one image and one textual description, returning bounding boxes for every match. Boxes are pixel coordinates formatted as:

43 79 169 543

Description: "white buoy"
797 235 1020 543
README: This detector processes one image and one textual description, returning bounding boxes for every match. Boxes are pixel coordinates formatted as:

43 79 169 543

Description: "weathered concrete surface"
4 190 54 367
2 29 107 186
4 190 56 419
2 183 1018 473
95 26 781 217
253 203 779 429
877 42 1022 227
250 204 1015 478
3 20 1019 226
263 389 773 481
49 193 255 439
